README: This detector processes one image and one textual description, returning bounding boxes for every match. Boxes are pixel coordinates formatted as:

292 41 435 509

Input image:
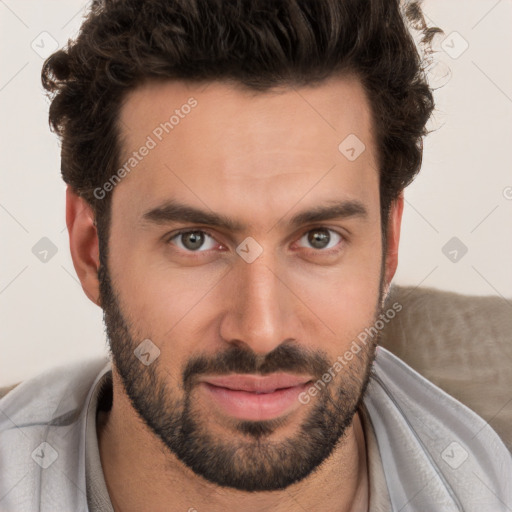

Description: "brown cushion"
381 284 512 450
0 382 20 400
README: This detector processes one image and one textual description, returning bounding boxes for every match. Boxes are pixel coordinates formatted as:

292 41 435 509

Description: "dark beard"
97 259 382 492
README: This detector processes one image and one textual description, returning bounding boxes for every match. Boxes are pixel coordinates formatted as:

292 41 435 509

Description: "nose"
219 254 299 355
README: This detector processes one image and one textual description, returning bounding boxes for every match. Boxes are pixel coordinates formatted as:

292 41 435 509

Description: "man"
1 0 511 510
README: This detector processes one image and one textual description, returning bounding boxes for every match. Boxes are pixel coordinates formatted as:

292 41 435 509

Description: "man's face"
98 76 388 491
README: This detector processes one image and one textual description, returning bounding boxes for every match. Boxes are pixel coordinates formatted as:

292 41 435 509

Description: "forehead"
114 75 379 225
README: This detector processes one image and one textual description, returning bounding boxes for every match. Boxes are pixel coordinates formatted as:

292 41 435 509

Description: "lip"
200 373 312 393
198 373 313 421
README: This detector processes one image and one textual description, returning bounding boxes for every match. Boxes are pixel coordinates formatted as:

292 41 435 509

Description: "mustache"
182 341 331 392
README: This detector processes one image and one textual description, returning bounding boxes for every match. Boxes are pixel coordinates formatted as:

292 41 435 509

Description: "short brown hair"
42 0 442 254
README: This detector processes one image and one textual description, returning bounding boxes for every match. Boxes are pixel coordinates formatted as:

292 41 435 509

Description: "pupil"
308 229 330 249
183 231 204 250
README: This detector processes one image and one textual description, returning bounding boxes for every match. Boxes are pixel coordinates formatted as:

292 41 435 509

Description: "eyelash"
165 227 346 257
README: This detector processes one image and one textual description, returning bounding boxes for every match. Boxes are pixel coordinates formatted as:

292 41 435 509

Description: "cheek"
292 271 381 346
108 234 229 341
285 233 382 350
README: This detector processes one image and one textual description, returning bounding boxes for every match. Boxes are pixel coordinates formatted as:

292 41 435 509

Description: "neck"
97 371 369 512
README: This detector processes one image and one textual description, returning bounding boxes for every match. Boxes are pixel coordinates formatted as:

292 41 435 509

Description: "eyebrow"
140 198 368 232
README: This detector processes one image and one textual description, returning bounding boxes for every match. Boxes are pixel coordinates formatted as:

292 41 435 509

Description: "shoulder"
380 284 512 450
0 357 110 427
364 347 512 511
0 357 111 511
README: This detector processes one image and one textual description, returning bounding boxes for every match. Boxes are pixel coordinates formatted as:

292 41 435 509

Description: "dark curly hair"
41 0 442 256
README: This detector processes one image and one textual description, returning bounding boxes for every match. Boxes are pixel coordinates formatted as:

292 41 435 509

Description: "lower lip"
200 382 311 421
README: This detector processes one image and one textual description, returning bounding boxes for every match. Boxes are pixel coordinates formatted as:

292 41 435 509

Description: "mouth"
198 373 313 421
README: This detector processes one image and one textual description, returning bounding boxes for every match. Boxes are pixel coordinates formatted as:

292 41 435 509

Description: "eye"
167 230 219 252
297 228 343 251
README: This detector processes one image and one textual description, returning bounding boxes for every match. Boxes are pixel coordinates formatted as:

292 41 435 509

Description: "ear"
383 192 404 294
66 185 101 307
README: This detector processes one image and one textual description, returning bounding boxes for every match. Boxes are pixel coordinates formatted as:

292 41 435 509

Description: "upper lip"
200 373 313 393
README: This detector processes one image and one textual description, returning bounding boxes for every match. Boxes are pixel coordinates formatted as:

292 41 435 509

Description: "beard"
97 258 385 492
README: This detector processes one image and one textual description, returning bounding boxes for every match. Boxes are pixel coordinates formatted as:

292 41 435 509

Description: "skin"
67 74 403 512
